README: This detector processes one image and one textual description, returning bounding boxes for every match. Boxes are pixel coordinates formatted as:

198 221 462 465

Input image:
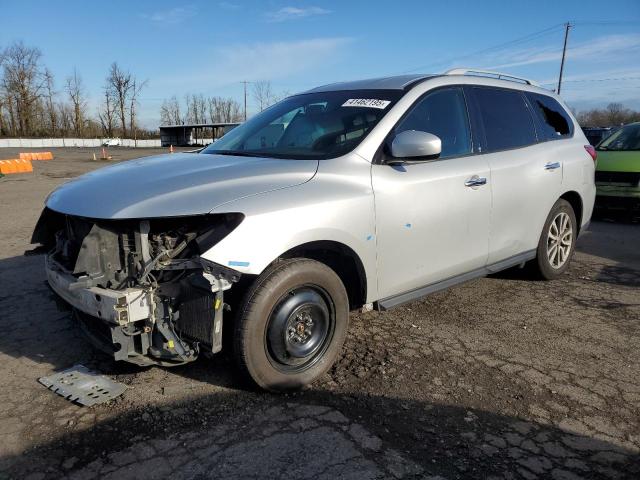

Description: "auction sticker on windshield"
342 98 391 109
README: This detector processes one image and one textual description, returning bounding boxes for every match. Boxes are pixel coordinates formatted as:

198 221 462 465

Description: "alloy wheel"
546 212 573 269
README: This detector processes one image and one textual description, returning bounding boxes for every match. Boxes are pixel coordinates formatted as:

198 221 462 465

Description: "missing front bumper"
46 255 235 367
74 310 192 367
46 256 153 326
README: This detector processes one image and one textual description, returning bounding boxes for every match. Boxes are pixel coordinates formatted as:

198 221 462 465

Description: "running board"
375 250 536 311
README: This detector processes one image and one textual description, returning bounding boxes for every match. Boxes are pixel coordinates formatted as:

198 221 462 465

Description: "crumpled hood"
46 153 318 219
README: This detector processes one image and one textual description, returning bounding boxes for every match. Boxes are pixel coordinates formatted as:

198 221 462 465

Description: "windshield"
201 89 403 159
597 123 640 151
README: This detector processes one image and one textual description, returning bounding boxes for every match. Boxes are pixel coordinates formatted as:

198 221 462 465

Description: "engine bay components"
33 208 243 366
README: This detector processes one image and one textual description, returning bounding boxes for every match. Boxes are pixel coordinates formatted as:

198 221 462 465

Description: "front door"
372 87 491 300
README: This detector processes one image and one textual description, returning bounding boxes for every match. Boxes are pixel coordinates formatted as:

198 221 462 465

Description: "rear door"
467 87 564 263
372 87 491 300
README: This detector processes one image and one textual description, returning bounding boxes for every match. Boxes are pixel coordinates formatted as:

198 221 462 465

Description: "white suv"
33 69 596 390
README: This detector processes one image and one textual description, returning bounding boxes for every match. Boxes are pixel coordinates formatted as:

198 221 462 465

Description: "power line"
399 23 566 74
542 76 640 85
572 20 640 26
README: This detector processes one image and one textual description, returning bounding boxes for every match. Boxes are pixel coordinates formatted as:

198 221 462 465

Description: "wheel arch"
559 190 583 233
277 240 368 311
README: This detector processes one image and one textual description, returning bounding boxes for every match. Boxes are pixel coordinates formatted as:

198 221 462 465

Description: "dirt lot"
0 147 638 479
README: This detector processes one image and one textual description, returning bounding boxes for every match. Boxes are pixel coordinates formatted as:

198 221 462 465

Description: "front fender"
200 157 379 302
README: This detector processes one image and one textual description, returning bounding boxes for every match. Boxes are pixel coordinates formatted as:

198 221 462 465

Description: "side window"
394 87 472 159
525 92 573 140
473 87 537 152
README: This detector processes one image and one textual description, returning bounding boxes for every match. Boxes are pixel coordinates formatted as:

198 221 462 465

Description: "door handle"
465 175 487 187
545 161 561 170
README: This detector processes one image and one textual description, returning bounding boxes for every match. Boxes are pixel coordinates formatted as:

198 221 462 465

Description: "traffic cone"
100 147 111 160
169 145 174 154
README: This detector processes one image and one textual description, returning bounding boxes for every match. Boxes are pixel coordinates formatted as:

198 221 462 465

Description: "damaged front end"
32 208 244 366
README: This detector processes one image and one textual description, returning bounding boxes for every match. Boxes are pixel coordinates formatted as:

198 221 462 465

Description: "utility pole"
241 81 250 121
557 22 571 95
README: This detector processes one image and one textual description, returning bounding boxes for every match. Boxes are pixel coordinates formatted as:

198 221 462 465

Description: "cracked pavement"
0 148 638 479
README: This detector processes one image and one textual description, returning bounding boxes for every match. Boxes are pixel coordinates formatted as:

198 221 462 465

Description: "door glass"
525 92 573 140
474 88 537 151
394 88 472 159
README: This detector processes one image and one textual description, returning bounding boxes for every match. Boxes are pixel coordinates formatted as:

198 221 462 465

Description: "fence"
0 138 162 148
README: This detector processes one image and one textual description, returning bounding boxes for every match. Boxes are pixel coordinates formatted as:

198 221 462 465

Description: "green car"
595 121 640 214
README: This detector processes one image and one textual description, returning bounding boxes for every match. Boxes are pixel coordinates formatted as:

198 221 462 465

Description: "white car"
102 138 121 147
33 69 596 391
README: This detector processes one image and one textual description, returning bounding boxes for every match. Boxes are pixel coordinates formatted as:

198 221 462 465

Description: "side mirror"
389 130 442 162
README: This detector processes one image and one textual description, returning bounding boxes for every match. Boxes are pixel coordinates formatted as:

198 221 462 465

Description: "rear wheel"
233 258 349 391
531 199 577 280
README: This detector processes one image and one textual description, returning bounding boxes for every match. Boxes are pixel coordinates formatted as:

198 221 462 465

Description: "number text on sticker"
342 99 391 109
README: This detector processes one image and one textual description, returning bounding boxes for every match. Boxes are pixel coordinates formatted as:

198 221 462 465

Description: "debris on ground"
38 364 126 406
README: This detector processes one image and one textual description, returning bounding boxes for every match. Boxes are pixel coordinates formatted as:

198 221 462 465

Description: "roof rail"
444 68 540 87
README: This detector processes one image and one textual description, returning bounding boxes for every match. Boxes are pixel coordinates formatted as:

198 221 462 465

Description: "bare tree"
56 102 73 136
207 97 220 123
106 62 132 137
43 68 57 136
160 96 182 125
576 103 639 127
0 47 7 135
183 93 208 141
252 80 276 112
196 94 207 124
128 78 148 141
65 68 86 137
0 43 156 139
0 49 7 135
98 87 117 137
0 97 5 135
604 103 631 125
184 93 207 124
1 41 47 136
208 96 242 123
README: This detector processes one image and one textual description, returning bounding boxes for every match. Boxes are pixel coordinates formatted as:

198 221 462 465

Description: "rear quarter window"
473 87 537 152
525 92 573 141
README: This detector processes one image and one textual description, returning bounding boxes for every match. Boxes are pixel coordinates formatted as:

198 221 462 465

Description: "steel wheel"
234 258 349 391
265 286 334 373
546 211 573 269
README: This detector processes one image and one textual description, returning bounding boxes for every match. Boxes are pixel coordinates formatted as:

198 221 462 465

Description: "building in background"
159 122 240 147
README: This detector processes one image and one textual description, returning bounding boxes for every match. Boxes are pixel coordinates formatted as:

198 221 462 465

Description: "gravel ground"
0 148 638 479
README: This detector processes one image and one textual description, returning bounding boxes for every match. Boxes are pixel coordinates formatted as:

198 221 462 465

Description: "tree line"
575 102 640 127
0 41 150 138
0 40 287 139
159 80 288 127
160 94 243 126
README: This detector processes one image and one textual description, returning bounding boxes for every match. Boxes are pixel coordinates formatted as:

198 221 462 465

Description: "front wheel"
233 258 349 391
531 199 577 280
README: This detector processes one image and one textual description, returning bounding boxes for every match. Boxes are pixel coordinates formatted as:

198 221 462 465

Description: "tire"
531 199 577 280
233 258 349 391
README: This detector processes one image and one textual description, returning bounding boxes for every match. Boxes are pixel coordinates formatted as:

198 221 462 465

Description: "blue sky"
2 0 639 128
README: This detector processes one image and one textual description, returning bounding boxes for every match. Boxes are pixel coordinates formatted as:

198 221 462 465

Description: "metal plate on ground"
38 364 126 406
